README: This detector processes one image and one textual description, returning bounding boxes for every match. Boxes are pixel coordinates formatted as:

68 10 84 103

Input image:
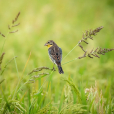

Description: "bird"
44 40 64 74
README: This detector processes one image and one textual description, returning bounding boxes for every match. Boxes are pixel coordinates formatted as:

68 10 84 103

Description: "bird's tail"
57 65 64 74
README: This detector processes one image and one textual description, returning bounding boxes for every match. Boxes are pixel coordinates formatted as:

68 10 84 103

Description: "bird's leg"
52 64 56 71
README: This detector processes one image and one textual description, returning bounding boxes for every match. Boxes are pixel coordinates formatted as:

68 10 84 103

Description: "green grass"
0 0 114 113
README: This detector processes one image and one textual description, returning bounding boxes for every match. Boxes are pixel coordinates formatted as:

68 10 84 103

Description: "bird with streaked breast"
44 40 64 74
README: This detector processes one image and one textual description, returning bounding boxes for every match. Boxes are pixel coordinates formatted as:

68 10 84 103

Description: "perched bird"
44 40 64 74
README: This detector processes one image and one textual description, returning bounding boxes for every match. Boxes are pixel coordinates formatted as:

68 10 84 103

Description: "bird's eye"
48 42 49 43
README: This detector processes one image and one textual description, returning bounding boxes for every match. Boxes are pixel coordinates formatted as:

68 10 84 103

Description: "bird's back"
48 45 62 65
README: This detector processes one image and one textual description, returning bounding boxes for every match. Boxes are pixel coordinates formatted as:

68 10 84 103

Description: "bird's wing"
59 47 62 62
48 47 62 63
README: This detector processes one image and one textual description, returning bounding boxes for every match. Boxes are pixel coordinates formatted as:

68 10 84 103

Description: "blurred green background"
0 0 114 113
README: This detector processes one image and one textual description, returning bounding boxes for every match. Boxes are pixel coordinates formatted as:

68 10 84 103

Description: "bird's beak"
44 43 48 46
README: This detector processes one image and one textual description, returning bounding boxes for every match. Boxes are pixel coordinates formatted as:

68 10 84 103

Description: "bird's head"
44 40 54 48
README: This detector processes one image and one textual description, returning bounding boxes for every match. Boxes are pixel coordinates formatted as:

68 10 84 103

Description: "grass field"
0 0 114 113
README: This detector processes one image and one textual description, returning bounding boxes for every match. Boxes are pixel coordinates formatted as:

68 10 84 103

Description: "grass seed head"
0 32 5 37
0 53 5 71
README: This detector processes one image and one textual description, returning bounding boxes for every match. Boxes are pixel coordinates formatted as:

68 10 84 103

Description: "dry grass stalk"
0 53 5 71
78 45 86 52
78 26 103 45
32 73 49 78
78 47 114 59
8 25 11 30
12 23 20 27
28 73 49 83
12 12 20 24
77 26 114 59
0 32 5 37
28 66 55 75
78 51 87 59
8 12 20 33
9 30 18 33
28 67 52 84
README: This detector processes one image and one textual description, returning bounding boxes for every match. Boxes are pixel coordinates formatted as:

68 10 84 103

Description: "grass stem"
63 44 79 61
13 53 19 78
62 58 78 66
0 31 9 55
12 52 31 99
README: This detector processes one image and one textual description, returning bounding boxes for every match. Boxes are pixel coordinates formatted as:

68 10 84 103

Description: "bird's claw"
52 66 56 71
